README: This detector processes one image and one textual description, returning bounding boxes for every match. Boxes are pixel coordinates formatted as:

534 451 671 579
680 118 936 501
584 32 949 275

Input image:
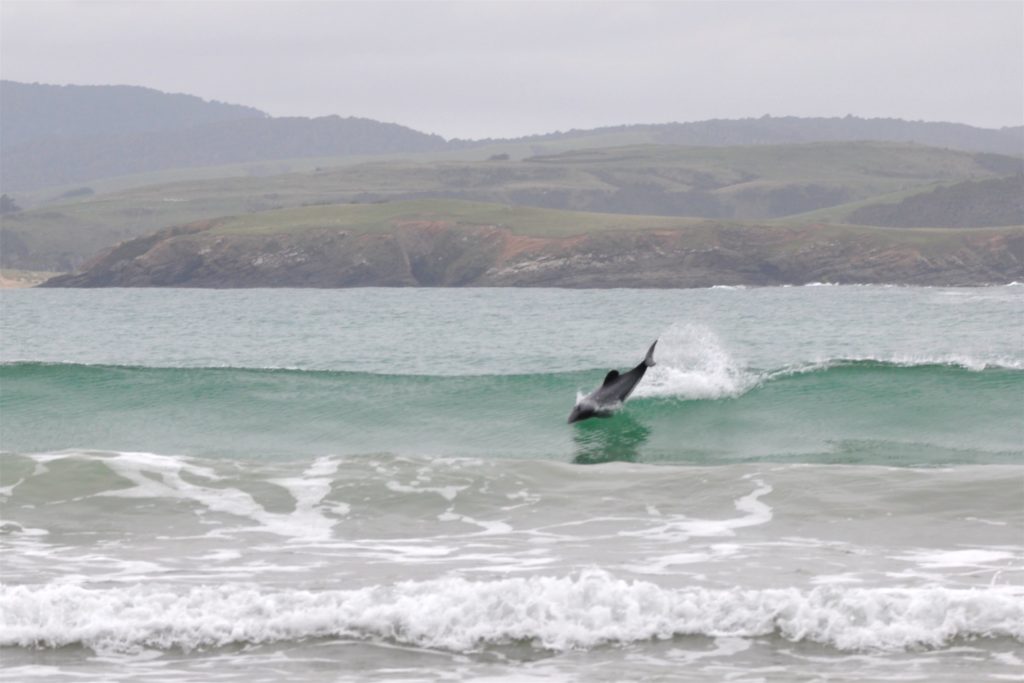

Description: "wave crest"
634 324 755 400
3 571 1021 655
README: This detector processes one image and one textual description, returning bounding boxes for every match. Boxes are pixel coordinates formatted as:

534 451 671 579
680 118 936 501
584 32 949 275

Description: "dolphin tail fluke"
644 340 658 367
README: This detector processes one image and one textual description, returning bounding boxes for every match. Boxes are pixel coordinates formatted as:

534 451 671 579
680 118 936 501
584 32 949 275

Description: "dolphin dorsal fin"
602 370 620 386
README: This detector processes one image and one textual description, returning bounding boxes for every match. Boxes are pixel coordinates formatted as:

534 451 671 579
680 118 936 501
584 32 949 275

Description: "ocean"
0 285 1021 682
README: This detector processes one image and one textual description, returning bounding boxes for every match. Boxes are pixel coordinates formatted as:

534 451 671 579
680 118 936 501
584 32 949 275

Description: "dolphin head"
568 401 597 424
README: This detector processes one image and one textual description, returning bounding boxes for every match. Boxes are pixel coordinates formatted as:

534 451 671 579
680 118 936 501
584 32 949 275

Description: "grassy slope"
210 198 708 238
14 131 653 209
782 177 1024 227
528 141 986 180
780 184 950 223
2 141 1015 271
207 197 1017 254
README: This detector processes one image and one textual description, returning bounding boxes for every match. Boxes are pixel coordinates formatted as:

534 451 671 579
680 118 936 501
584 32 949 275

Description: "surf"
2 358 1021 464
4 571 1022 655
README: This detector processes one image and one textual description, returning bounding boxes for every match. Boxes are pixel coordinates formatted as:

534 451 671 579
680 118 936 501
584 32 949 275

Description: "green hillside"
848 176 1024 228
0 80 265 149
3 141 1018 272
209 198 708 238
6 81 1021 195
204 197 1007 248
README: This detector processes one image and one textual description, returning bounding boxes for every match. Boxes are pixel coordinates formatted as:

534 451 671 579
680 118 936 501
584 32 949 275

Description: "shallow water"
1 286 1022 681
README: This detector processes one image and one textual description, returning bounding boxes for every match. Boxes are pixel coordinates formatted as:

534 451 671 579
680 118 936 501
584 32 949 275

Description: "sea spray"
634 323 756 399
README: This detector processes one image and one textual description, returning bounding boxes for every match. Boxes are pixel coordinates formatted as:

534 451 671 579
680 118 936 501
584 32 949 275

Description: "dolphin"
568 340 657 423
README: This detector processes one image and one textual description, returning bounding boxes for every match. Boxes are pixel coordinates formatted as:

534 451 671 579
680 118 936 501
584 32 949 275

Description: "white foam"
386 480 466 502
633 324 757 400
33 451 341 542
270 456 346 526
623 545 740 576
965 517 1009 527
0 478 25 498
3 571 1021 655
625 479 773 542
764 353 1024 380
437 511 513 535
0 522 48 537
811 574 867 586
896 549 1018 569
858 353 1023 372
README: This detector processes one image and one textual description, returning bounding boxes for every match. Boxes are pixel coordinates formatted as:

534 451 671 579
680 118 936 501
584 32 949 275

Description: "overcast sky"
2 1 1021 139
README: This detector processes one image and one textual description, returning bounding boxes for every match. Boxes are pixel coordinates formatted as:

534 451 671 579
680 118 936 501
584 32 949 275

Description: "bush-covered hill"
3 82 1022 193
4 141 1018 272
848 176 1024 228
0 80 266 148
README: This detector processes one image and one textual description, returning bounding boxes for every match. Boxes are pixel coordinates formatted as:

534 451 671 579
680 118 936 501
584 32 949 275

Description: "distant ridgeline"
1 80 1022 192
496 116 1024 157
0 81 449 192
0 81 268 148
2 81 1022 285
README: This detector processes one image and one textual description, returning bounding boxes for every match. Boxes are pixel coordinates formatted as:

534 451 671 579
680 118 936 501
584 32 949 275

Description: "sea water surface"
1 286 1022 682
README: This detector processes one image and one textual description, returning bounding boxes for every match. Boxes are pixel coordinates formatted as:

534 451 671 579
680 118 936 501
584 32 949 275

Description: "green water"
1 286 1022 682
1 360 1020 463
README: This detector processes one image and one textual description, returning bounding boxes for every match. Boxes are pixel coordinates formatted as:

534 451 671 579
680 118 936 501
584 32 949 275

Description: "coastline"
0 270 58 289
39 219 1024 289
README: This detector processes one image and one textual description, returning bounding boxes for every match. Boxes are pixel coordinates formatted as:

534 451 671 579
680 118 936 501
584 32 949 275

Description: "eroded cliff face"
42 220 1024 288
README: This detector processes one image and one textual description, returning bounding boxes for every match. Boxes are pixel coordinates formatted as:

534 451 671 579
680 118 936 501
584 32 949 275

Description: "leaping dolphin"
568 341 657 423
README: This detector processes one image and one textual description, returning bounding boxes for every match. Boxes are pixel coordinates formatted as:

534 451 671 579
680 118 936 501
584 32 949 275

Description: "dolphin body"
568 341 657 423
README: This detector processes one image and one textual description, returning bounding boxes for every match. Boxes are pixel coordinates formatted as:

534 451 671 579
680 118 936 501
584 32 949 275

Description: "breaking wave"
3 571 1021 655
2 352 1020 464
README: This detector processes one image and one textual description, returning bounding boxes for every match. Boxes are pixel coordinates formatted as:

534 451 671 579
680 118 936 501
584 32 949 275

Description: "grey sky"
2 0 1022 139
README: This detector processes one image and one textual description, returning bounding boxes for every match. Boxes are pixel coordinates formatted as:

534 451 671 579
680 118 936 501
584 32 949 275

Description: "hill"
2 82 1022 194
2 141 1017 272
2 114 450 192
491 116 1024 157
847 176 1024 228
42 199 1024 289
0 80 266 148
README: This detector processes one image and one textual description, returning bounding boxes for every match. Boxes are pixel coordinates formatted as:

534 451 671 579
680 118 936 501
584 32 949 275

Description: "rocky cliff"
43 218 1024 288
